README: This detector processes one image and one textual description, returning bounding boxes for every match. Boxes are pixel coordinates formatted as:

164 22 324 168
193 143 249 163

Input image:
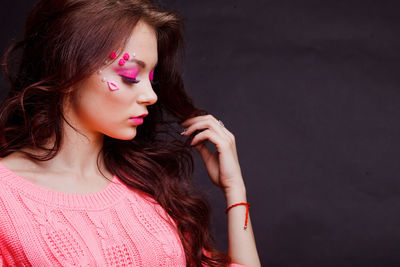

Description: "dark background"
2 1 400 266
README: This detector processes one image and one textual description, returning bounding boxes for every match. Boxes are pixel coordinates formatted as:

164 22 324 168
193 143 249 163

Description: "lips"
129 114 147 125
131 113 148 118
130 117 144 125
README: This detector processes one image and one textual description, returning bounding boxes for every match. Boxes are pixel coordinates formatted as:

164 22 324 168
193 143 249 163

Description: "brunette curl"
0 0 232 266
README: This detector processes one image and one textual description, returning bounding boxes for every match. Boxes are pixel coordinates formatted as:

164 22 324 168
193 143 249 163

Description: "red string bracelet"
224 202 250 230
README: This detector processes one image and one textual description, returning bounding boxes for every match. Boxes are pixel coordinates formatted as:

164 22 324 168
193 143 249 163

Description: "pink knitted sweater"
0 162 246 266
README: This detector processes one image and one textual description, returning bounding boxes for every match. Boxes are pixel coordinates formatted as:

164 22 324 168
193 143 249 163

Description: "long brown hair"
0 0 232 266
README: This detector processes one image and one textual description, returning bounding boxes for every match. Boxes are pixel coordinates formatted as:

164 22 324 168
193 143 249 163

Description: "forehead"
123 20 158 67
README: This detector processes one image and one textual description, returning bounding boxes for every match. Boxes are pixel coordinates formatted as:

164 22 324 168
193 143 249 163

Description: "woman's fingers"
181 115 230 140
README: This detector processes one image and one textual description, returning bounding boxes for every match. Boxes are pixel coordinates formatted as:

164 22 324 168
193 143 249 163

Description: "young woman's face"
68 20 158 140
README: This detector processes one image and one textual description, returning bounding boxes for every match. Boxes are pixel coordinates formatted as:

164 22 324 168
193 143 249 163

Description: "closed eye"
121 76 139 84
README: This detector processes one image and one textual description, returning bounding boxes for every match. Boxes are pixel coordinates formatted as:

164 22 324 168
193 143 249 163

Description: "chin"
106 128 137 141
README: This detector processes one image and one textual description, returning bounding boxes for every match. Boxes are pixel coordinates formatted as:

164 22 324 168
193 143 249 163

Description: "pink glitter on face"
107 81 119 91
149 70 154 81
109 51 117 59
123 53 130 60
119 59 126 66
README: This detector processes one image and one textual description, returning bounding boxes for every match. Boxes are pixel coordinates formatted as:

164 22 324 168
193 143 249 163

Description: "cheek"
96 84 135 118
75 79 134 126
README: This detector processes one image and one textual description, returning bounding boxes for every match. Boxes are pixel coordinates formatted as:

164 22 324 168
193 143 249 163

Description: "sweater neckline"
0 161 128 210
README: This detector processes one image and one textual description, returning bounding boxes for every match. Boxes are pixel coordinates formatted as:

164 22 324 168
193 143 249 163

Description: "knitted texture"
0 162 246 266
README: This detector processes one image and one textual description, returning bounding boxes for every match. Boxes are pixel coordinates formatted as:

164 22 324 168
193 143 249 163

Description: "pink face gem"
107 81 119 91
119 59 126 66
123 53 130 60
149 70 154 81
109 51 117 59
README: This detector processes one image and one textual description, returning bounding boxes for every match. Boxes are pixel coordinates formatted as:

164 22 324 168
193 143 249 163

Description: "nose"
137 79 158 106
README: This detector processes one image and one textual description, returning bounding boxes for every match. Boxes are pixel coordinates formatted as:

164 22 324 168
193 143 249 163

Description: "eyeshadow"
149 70 154 81
114 66 140 79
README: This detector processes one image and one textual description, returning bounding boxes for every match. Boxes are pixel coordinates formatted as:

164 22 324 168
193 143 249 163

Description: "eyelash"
121 76 158 86
121 76 139 84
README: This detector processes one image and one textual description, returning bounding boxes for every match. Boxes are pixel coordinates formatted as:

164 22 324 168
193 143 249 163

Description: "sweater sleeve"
202 248 248 267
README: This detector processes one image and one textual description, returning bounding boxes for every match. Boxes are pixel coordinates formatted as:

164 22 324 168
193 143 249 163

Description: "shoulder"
0 152 37 172
0 155 25 198
0 153 38 204
0 153 44 185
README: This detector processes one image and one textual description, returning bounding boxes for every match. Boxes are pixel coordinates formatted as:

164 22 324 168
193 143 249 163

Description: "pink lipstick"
129 117 143 125
129 113 147 125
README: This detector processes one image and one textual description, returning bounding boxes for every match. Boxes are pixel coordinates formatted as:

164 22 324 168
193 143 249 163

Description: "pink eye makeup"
149 69 158 86
149 70 154 81
114 66 140 84
115 67 140 78
99 51 158 89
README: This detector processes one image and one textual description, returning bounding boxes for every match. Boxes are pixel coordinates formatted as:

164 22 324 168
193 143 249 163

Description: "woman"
0 0 260 266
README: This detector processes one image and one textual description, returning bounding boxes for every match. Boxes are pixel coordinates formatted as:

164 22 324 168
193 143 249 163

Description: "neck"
19 116 111 182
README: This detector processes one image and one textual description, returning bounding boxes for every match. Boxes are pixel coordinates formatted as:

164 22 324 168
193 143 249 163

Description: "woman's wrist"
223 183 247 207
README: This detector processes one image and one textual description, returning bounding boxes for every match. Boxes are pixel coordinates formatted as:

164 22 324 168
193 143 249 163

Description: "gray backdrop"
1 1 400 266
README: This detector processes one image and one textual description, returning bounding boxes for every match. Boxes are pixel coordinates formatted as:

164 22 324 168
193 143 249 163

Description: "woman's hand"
180 114 245 193
181 115 260 267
